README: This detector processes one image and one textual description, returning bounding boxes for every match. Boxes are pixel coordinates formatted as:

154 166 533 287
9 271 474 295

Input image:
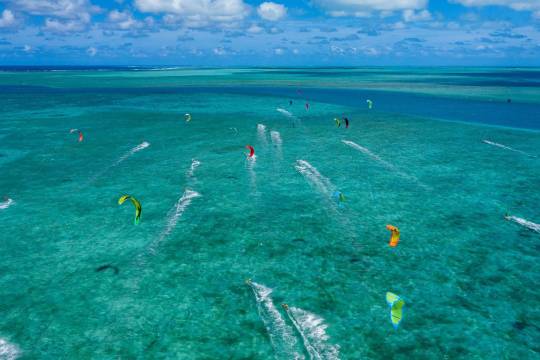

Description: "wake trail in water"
149 189 201 255
187 159 201 178
258 124 268 145
271 131 282 146
505 215 540 233
342 140 427 189
0 198 14 210
247 282 305 360
276 108 295 119
271 131 283 159
87 141 150 185
295 160 335 198
284 306 340 360
246 156 258 194
482 140 536 158
0 338 20 360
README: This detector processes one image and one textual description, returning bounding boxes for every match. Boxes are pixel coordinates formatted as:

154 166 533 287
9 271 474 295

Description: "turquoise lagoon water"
0 68 539 359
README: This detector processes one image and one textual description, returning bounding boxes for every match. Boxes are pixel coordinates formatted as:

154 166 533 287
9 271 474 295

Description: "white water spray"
295 160 335 197
0 198 14 210
0 338 20 360
342 140 426 188
149 189 201 255
284 306 340 360
258 124 268 145
247 281 304 360
482 140 536 158
187 159 201 178
87 141 150 185
505 215 540 233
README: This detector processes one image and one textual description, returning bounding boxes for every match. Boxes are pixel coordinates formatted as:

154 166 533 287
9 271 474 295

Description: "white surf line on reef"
342 140 427 189
0 338 20 360
149 189 201 255
247 281 305 360
258 124 269 146
86 141 150 185
505 215 540 233
0 198 14 210
187 158 201 178
482 140 536 158
284 306 340 360
295 160 335 198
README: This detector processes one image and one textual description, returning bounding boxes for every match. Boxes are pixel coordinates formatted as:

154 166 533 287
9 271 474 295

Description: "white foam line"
114 141 150 166
276 108 296 119
0 338 20 360
271 131 283 159
271 131 282 146
187 159 201 178
149 189 201 255
0 198 14 210
505 215 540 233
247 282 304 360
295 160 335 197
285 307 340 360
87 141 150 185
247 156 257 193
342 140 426 188
258 124 268 145
483 140 536 158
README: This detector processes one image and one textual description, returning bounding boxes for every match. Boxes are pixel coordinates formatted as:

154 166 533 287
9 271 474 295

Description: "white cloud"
313 0 427 16
0 9 15 28
274 47 285 55
257 2 287 21
107 10 143 30
6 0 100 19
451 0 540 12
135 0 249 26
23 44 32 52
247 24 264 33
8 1 101 33
213 47 226 55
403 9 431 22
86 46 97 56
44 18 87 32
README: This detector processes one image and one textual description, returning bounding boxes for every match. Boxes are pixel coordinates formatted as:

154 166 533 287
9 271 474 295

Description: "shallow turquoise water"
0 68 539 359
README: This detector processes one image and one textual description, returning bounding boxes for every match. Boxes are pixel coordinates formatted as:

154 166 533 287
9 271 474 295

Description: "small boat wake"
0 198 14 210
505 215 540 233
284 305 340 360
482 140 536 158
0 338 20 360
149 189 201 255
342 140 427 189
295 160 335 198
247 281 305 360
187 159 201 178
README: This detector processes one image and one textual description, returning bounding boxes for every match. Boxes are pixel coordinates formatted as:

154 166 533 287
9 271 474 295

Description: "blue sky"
0 0 539 66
